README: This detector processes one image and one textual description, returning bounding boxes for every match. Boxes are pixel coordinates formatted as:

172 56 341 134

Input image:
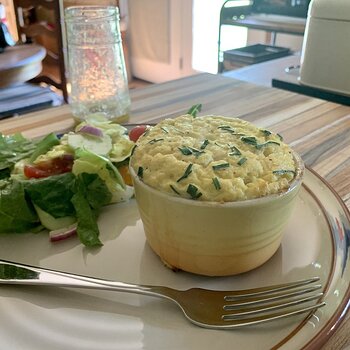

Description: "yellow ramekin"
130 151 304 276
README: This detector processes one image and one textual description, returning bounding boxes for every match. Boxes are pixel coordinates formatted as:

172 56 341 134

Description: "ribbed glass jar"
65 6 130 123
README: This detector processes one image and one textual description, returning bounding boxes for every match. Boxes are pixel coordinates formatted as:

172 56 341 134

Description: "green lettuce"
0 180 39 233
23 173 76 218
0 171 113 247
0 133 36 179
71 173 112 247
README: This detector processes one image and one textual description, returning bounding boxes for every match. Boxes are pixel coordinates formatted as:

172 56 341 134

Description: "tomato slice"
129 125 149 142
24 156 74 179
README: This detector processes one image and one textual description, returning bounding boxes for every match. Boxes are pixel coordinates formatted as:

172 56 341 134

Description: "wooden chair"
13 0 68 102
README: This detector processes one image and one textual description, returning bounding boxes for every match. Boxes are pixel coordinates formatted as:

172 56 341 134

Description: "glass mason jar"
64 6 130 123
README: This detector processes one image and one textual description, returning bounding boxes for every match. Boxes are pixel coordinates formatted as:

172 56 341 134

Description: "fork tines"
222 277 326 326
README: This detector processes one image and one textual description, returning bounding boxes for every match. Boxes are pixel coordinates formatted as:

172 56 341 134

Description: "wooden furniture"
13 0 68 102
0 73 349 349
0 43 45 87
218 0 307 72
0 43 63 119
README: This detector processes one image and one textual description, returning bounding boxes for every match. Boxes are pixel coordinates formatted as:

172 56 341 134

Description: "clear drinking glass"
64 6 130 123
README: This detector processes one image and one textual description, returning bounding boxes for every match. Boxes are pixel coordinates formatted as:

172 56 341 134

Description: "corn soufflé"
131 115 297 202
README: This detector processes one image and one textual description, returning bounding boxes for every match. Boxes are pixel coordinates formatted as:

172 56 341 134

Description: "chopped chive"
241 136 258 146
241 136 280 149
177 163 193 182
178 146 205 157
218 125 235 134
256 141 280 149
137 166 144 179
186 184 202 199
277 133 284 141
228 145 241 156
218 125 232 129
161 126 169 134
187 104 202 117
148 138 164 144
178 146 193 156
200 139 209 150
212 162 230 171
237 157 247 166
261 129 272 136
212 177 221 190
273 169 296 176
170 185 180 195
188 146 205 157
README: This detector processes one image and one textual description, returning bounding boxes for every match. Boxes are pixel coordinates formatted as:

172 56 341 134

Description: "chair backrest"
13 0 68 102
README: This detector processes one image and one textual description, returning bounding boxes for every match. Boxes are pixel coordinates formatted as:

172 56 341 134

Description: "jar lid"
309 0 350 21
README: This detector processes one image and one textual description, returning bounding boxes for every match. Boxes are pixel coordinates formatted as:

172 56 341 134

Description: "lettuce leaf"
23 173 76 218
21 171 111 247
0 133 37 178
71 173 111 247
76 172 112 211
0 180 39 233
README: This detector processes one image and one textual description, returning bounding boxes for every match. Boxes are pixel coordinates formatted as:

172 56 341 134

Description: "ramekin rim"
129 150 304 208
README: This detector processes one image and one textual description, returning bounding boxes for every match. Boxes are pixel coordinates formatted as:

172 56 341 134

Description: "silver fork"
0 260 326 329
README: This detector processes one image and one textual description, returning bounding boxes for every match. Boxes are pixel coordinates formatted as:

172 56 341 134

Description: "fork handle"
0 259 172 300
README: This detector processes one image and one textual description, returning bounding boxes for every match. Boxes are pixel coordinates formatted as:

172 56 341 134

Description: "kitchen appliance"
299 0 350 96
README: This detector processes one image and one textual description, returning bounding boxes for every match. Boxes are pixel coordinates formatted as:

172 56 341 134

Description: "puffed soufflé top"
130 115 297 202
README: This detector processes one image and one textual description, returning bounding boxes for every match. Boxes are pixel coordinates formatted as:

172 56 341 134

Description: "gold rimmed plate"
0 167 348 349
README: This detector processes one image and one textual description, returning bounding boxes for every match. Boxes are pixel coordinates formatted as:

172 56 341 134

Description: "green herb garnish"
186 184 202 199
187 104 202 117
161 127 169 134
212 162 230 171
188 147 205 157
256 141 280 149
237 157 247 166
218 125 235 134
148 138 164 144
241 136 258 146
178 146 193 156
177 163 193 182
178 146 205 157
212 177 221 190
137 166 144 179
277 133 284 141
170 185 180 195
261 129 272 136
241 136 280 149
228 145 241 156
273 170 296 176
200 139 209 150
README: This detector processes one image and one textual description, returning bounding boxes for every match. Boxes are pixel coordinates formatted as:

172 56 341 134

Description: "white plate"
0 168 349 350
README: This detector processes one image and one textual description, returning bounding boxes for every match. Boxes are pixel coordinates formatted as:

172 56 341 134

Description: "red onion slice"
62 154 74 161
50 224 77 242
77 125 103 137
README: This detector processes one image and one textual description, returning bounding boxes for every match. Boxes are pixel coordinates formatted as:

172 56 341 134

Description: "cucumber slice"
67 133 112 156
34 204 76 231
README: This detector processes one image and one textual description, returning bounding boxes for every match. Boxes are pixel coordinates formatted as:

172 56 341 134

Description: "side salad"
0 114 138 247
